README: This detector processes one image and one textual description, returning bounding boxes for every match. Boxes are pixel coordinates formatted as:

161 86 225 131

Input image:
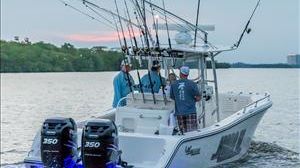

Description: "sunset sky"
1 0 299 63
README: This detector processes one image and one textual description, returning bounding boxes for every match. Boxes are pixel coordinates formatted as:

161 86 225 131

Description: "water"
1 69 300 167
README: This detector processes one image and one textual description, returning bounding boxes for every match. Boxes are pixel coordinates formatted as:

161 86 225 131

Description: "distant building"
287 54 300 65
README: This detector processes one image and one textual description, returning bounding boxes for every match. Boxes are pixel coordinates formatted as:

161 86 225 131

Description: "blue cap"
180 66 190 75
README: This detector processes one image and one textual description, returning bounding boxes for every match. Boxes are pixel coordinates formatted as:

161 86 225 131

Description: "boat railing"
242 93 271 113
116 97 129 109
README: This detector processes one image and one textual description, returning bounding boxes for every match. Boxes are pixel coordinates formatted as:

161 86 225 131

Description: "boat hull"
24 99 272 168
165 107 268 168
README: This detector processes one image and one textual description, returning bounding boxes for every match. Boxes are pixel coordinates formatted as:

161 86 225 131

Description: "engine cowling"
40 117 78 168
81 119 120 168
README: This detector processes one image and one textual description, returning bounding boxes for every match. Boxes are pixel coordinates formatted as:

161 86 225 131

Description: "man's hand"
194 96 201 102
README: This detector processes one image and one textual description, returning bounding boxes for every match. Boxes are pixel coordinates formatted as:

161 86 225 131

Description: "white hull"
24 92 272 168
165 106 268 168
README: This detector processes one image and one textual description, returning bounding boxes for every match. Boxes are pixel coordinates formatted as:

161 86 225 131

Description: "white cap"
120 60 131 67
180 66 190 75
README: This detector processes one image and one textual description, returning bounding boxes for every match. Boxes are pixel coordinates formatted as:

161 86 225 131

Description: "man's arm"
170 84 175 100
192 82 201 102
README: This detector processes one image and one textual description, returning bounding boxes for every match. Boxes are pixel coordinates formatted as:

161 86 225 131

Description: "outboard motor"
81 119 120 168
41 117 78 168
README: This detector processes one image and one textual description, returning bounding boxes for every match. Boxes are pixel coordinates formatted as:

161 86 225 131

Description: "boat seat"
116 93 175 134
126 93 174 110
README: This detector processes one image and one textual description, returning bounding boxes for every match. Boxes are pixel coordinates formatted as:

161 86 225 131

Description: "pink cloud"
64 31 139 43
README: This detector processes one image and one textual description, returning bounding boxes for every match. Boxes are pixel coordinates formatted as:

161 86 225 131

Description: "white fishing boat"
24 0 272 167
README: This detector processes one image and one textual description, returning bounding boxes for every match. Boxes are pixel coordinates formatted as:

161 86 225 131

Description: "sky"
1 0 299 63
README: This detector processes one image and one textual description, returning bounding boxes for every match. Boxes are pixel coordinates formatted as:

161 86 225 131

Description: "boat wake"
214 141 300 168
1 141 299 168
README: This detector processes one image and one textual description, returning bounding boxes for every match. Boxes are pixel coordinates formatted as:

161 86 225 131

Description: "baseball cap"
152 60 161 68
120 60 132 67
180 66 190 76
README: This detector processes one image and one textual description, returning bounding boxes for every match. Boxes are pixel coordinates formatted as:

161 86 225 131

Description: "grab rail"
139 114 162 120
242 94 271 113
116 97 130 110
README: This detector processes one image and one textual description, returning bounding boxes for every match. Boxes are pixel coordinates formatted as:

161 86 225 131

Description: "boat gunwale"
164 100 272 168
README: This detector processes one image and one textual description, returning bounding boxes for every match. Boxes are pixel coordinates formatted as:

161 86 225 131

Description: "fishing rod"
58 0 115 30
114 0 129 55
149 1 160 50
144 0 208 35
80 0 141 29
234 0 261 48
133 0 156 104
124 0 139 55
82 2 117 28
143 0 158 105
124 13 134 51
143 1 217 49
161 0 177 67
149 1 167 105
133 0 156 48
124 0 146 103
112 15 123 50
194 0 202 46
133 11 146 54
161 0 172 52
114 0 135 100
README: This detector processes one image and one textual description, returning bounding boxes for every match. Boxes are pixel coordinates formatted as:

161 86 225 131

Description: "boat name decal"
211 129 246 162
185 146 201 156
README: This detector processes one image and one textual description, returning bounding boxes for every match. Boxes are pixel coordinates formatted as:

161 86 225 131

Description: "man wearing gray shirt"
170 66 201 133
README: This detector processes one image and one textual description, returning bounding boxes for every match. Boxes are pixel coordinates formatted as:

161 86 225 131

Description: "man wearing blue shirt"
170 66 201 133
141 60 166 93
112 61 135 108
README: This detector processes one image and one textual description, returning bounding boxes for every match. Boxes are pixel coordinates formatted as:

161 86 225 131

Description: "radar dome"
175 32 193 45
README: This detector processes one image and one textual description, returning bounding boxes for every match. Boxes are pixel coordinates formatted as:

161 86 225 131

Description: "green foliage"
0 40 123 72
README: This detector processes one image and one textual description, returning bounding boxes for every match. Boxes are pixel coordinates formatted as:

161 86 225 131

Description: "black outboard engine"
41 117 78 168
81 119 120 168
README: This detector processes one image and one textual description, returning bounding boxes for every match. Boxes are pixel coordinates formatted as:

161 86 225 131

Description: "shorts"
176 113 197 133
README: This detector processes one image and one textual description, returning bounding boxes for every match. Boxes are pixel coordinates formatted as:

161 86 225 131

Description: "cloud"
64 31 138 43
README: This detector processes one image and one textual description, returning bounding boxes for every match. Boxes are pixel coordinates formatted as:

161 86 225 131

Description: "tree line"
1 40 124 72
0 40 231 73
